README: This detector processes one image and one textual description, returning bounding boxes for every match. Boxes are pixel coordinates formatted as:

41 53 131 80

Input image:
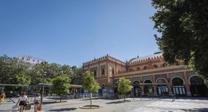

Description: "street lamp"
38 83 44 104
39 71 47 104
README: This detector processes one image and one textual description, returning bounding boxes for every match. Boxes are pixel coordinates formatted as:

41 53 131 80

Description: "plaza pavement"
0 97 208 112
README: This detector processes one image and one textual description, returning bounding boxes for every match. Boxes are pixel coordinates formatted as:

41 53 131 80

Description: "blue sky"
0 0 159 66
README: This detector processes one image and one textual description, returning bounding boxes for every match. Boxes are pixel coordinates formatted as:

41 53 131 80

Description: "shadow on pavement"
181 108 208 112
0 110 18 112
42 101 67 105
49 108 77 111
106 100 131 104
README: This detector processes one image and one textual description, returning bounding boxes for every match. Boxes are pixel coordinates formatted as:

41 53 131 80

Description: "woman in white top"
17 92 28 112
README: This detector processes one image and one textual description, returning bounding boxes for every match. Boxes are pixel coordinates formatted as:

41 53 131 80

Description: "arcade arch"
172 77 186 96
143 80 153 96
190 76 208 96
156 78 168 96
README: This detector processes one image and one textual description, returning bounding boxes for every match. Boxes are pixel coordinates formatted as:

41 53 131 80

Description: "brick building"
83 53 208 97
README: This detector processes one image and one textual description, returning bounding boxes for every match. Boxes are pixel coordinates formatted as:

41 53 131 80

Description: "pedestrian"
34 93 41 112
0 92 5 104
37 104 44 112
16 91 28 112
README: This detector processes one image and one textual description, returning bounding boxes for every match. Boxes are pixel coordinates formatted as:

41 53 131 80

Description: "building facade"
18 56 45 64
83 53 208 97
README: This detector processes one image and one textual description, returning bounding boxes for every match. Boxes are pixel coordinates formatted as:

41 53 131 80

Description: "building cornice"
113 65 192 78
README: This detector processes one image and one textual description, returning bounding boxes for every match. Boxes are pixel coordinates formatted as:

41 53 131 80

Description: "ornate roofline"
83 55 125 66
128 53 163 65
83 53 164 67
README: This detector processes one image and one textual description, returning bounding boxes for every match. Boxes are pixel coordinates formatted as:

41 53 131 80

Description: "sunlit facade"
83 53 208 97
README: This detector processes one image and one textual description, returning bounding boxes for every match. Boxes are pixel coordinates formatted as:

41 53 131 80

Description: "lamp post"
40 71 47 104
39 83 44 104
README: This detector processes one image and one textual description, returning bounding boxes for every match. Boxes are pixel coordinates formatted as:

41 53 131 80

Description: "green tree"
0 55 32 84
51 74 71 102
15 70 31 85
71 67 83 85
151 0 208 78
82 71 100 106
117 77 132 101
61 65 72 75
31 62 61 85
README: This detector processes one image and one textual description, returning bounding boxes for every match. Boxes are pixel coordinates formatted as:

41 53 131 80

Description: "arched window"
157 79 168 96
190 76 208 96
133 81 140 86
112 68 114 75
153 65 158 68
172 77 185 95
162 63 167 67
129 69 133 71
101 68 105 75
144 80 152 83
137 67 140 70
190 76 204 85
144 80 153 96
157 79 166 84
172 78 183 86
133 81 141 97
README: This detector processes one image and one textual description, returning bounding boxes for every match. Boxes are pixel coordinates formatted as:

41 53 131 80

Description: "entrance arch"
156 78 168 96
133 81 141 97
172 77 186 96
144 80 153 96
190 76 208 96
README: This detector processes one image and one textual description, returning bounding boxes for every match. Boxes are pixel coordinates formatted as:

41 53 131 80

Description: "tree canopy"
117 77 132 95
0 55 32 84
51 74 71 102
82 71 100 106
82 71 100 93
15 70 31 85
0 55 81 86
152 0 208 78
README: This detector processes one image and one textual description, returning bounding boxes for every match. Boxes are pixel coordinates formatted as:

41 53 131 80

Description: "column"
184 72 191 96
153 76 157 96
168 84 173 96
141 86 144 96
167 73 173 96
153 85 157 96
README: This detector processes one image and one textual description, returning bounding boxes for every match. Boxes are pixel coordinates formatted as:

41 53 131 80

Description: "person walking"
0 92 5 104
34 93 41 112
16 92 28 112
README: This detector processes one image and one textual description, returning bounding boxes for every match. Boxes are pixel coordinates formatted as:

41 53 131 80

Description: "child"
37 104 43 112
34 94 41 112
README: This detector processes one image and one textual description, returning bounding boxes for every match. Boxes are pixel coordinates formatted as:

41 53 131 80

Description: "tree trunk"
90 93 92 107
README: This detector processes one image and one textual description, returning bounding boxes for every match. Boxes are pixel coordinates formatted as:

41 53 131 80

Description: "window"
93 70 97 77
102 68 105 75
112 68 114 75
143 66 147 70
137 67 140 70
129 69 133 71
153 65 158 68
162 63 167 67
